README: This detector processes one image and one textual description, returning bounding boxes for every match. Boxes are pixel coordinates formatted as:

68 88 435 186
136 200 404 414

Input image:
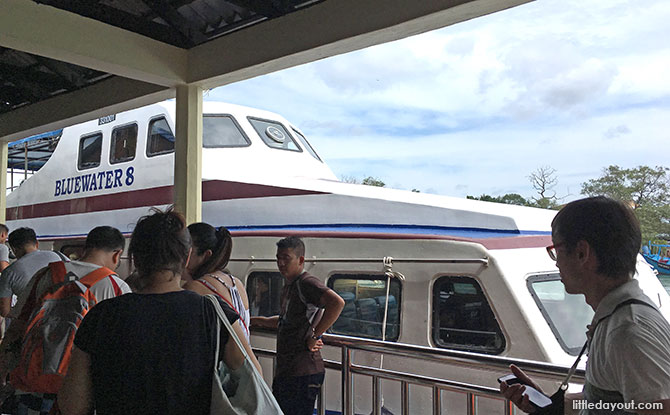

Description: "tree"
528 166 558 208
340 175 359 184
581 165 670 242
340 175 386 187
467 193 531 207
361 176 385 187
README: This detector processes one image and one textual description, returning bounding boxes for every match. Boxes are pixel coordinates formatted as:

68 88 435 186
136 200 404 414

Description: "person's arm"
306 288 345 352
250 315 279 330
499 364 543 414
234 276 250 311
0 297 10 317
58 346 94 415
0 261 8 272
223 320 262 375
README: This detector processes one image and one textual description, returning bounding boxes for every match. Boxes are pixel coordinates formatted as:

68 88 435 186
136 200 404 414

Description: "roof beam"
189 0 531 88
0 0 188 87
0 76 173 142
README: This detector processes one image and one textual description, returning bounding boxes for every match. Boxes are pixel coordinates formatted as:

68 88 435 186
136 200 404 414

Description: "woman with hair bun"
58 209 261 415
184 223 251 341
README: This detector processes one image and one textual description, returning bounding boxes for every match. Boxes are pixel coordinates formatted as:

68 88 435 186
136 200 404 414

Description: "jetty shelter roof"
0 0 531 142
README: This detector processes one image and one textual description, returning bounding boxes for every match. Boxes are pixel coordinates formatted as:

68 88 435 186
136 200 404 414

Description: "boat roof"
8 129 62 171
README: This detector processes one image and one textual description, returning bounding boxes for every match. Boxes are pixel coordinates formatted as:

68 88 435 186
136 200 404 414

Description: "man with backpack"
7 226 131 415
251 236 344 415
0 228 65 321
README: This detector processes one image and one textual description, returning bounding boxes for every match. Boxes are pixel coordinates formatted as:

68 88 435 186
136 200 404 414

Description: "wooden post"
173 84 203 225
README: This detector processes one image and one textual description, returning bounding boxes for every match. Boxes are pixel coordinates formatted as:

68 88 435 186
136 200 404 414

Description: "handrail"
251 330 584 415
323 333 585 380
230 256 489 265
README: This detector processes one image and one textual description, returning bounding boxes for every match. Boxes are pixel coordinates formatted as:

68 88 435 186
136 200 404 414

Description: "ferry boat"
6 101 669 414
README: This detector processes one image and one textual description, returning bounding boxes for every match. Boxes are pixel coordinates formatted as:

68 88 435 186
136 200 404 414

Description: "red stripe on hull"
6 180 325 220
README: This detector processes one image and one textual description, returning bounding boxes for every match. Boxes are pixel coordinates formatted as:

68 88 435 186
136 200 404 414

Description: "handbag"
206 295 284 415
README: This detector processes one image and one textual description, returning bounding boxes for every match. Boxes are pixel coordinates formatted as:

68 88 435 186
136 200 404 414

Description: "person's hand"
499 364 543 414
306 337 323 352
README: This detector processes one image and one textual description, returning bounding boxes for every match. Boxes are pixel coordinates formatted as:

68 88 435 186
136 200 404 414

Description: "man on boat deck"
250 236 345 415
501 196 670 414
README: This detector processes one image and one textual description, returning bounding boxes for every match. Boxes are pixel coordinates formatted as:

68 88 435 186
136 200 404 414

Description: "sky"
206 0 670 203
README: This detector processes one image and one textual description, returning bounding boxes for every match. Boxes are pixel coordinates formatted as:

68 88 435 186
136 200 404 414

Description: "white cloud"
208 0 669 202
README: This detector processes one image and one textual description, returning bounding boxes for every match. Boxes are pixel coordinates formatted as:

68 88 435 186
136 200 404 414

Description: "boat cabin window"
246 272 285 317
291 128 322 162
147 117 175 157
110 123 138 164
328 274 401 341
432 276 505 354
527 273 594 355
203 115 251 147
248 118 301 152
78 133 102 170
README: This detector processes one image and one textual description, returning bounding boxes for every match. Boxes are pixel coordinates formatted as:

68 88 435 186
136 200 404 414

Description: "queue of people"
0 208 345 415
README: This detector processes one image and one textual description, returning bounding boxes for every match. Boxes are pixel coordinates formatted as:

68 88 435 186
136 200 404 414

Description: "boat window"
291 128 322 162
59 243 85 261
246 272 285 317
328 274 401 341
203 115 251 148
432 276 505 354
527 273 594 355
78 133 102 170
147 117 175 157
248 117 301 152
110 123 138 164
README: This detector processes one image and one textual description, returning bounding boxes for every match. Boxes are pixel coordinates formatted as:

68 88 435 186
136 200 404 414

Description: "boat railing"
252 332 585 415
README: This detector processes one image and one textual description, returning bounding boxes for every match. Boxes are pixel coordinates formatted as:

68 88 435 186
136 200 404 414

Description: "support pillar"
173 84 203 225
0 142 7 223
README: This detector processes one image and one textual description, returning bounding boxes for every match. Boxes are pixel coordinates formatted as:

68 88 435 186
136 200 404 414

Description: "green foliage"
361 176 386 187
341 175 386 187
467 193 531 206
581 165 670 242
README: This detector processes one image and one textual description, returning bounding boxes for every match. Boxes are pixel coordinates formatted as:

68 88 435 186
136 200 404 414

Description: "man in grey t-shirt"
0 228 64 319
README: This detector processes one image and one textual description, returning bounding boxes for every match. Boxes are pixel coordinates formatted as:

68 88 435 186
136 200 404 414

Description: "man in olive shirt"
251 236 344 415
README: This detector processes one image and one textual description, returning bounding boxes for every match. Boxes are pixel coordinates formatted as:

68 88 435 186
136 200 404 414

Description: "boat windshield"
527 273 594 355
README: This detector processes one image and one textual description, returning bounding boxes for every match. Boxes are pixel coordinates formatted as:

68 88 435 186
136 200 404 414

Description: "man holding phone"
500 197 670 414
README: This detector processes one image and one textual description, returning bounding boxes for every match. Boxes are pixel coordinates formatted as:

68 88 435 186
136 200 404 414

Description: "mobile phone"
497 374 553 409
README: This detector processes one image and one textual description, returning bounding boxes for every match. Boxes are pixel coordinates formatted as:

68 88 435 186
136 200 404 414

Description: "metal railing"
231 256 489 266
253 331 584 415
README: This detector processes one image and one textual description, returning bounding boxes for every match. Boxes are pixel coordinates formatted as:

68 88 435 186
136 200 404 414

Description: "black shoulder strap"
560 298 656 390
593 298 657 331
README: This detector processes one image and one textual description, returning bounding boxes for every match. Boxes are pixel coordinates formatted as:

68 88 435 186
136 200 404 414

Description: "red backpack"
10 261 121 393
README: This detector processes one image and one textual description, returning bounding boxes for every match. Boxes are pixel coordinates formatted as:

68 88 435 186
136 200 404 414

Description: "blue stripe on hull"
228 223 550 239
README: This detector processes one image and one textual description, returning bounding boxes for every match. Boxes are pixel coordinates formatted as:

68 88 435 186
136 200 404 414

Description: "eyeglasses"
546 243 563 261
